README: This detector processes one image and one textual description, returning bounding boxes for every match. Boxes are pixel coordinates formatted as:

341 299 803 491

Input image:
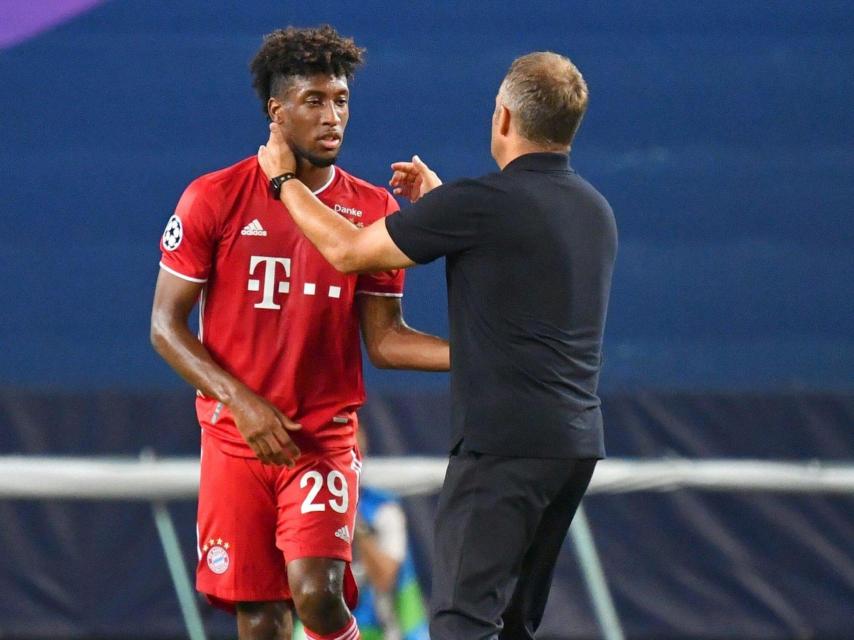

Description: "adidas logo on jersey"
334 525 351 544
241 219 267 236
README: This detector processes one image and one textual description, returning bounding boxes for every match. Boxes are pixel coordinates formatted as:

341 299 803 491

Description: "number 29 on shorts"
299 470 349 514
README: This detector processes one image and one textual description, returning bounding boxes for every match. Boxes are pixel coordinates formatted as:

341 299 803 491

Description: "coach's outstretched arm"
258 123 439 274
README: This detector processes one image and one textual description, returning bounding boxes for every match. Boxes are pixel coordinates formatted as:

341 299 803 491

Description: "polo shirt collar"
502 152 572 173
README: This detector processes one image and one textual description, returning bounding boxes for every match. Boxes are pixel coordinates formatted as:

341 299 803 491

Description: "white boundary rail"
2 456 853 640
2 456 853 499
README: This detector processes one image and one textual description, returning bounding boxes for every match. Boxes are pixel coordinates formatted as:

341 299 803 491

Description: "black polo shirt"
386 152 617 458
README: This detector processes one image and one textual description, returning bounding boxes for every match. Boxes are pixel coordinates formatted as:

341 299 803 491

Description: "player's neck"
296 159 335 193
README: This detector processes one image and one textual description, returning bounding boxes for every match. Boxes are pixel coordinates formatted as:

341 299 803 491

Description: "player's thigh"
276 448 361 595
197 432 288 601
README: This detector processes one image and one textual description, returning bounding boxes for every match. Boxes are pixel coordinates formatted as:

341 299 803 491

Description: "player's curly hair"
250 24 365 117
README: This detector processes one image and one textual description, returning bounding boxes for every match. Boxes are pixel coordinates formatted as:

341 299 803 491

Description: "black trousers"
430 445 597 640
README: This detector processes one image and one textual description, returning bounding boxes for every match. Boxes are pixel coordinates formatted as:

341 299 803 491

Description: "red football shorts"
196 430 361 612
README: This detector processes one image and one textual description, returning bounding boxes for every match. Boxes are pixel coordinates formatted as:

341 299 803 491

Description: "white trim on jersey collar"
312 166 336 195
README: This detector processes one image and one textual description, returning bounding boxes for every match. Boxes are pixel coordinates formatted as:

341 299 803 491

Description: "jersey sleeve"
158 180 219 283
355 190 405 297
384 178 485 264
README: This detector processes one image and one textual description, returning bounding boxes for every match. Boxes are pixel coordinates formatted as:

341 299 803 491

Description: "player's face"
276 75 350 168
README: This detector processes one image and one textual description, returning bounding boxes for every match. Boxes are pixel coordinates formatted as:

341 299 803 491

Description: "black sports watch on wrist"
270 172 297 199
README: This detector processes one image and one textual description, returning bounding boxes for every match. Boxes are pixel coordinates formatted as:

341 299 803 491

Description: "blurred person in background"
295 428 429 640
351 488 429 640
258 50 617 639
150 25 448 640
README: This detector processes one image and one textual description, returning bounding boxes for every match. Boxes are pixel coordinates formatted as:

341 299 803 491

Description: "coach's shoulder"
441 173 510 202
570 172 614 216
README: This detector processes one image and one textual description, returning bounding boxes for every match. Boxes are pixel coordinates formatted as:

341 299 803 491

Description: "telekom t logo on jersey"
247 256 291 309
247 256 342 309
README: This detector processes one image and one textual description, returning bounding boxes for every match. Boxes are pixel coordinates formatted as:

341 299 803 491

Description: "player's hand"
258 122 297 180
228 389 302 466
389 155 442 203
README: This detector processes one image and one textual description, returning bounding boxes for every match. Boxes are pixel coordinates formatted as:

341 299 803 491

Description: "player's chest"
214 194 363 307
217 192 365 260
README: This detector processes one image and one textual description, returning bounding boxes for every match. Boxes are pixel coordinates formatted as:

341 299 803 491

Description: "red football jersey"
159 157 404 456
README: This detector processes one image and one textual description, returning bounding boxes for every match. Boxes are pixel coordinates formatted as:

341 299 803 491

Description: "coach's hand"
229 389 302 466
258 122 297 179
389 155 442 202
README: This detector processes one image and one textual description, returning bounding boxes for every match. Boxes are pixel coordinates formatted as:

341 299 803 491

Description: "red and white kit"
159 157 403 608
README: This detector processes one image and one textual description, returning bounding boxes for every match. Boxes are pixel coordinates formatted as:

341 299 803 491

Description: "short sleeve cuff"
355 290 403 297
385 212 432 265
159 261 208 283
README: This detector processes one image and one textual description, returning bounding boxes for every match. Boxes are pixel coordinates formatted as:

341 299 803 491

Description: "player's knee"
291 580 344 628
236 601 293 640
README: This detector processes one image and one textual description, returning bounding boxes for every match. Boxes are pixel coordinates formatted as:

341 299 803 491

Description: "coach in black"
258 51 617 640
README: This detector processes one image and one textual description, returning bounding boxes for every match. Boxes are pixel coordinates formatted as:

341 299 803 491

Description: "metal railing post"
151 500 207 640
569 504 625 640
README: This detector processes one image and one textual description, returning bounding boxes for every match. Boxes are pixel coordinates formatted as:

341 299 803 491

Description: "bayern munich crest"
203 537 231 575
162 215 183 251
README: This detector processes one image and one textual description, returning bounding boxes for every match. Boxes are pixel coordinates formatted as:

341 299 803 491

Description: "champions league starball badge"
203 538 231 575
162 215 183 251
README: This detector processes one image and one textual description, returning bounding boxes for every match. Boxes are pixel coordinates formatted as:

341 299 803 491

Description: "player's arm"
358 295 449 371
150 269 301 466
258 123 437 274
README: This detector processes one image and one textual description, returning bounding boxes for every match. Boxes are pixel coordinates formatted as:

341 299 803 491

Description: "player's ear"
268 97 285 124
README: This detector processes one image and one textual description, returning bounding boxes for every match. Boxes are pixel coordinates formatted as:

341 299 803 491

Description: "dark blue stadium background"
1 0 852 392
1 2 853 639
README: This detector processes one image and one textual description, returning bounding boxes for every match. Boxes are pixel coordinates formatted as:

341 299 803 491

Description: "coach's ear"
498 103 512 137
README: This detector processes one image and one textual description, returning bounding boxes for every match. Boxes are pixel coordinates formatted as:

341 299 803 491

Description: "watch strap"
270 172 297 199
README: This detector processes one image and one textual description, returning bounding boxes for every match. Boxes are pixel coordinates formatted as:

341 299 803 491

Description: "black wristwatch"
270 172 297 199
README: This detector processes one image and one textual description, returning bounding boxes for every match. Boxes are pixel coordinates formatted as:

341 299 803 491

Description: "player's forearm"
367 324 450 371
279 180 363 272
150 318 249 405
